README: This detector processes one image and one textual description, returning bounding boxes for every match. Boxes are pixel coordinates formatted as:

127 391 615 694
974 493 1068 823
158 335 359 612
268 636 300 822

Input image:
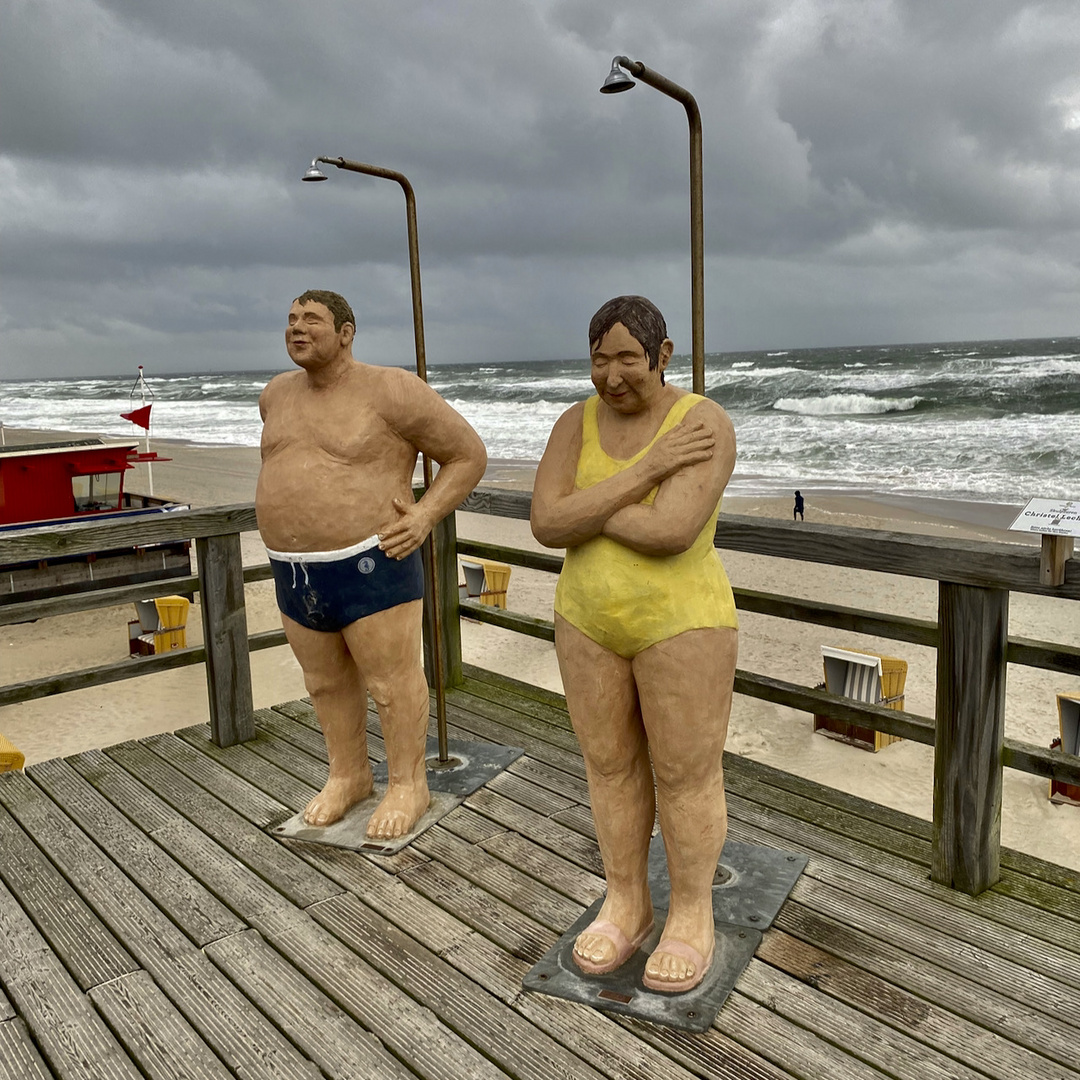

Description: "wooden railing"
2 491 1078 897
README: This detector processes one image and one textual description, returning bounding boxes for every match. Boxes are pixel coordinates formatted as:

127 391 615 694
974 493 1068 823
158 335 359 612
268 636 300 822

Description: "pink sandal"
572 919 654 976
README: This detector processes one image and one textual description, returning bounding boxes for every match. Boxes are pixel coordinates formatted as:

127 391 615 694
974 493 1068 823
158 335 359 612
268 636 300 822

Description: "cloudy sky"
3 0 1080 378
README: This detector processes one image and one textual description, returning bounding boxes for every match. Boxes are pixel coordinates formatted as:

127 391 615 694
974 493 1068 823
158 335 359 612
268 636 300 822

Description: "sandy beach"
2 425 1078 872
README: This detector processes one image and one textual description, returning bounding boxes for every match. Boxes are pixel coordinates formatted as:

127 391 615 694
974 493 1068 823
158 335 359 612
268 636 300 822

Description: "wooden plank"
203 929 415 1080
439 803 508 844
0 799 138 991
413 825 582 931
8 760 325 1080
26 758 245 948
733 587 940 647
757 928 1080 1080
461 664 571 712
423 509 463 688
398 858 554 961
196 532 255 746
308 891 614 1080
480 830 605 906
458 536 563 574
87 971 233 1080
727 807 1080 974
0 503 257 562
447 929 819 1080
457 672 577 734
0 645 209 708
795 846 1080 987
777 901 1080 1071
933 582 1009 894
0 571 200 627
461 487 1080 598
508 755 591 804
141 732 291 828
717 991 895 1080
789 876 1080 1032
459 600 556 641
485 768 578 816
464 787 605 875
246 905 513 1080
737 957 990 1080
0 877 142 1080
725 749 1080 896
99 740 341 911
0 1018 55 1080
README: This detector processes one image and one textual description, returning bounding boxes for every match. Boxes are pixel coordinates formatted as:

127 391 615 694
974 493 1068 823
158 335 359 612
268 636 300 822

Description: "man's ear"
341 322 356 347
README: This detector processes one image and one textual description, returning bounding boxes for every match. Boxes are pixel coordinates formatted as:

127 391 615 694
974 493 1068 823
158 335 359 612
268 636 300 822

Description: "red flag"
121 404 153 430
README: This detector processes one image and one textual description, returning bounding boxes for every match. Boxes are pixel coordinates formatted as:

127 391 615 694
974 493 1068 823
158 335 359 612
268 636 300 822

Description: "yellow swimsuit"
554 393 738 659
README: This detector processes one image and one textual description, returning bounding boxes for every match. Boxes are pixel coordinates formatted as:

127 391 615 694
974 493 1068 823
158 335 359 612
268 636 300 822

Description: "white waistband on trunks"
265 534 381 563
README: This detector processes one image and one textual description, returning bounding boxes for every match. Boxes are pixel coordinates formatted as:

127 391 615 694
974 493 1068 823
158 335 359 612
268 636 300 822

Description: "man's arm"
601 401 734 556
379 371 488 560
530 403 715 549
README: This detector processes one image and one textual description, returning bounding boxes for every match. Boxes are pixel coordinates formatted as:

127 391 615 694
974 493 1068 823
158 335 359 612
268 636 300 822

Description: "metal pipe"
312 156 450 763
603 60 705 395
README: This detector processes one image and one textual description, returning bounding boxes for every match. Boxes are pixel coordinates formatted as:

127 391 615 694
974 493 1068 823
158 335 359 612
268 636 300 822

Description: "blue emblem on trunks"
358 557 376 574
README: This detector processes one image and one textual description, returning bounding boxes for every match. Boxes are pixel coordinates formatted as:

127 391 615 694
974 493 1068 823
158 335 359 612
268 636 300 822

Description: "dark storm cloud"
2 0 1079 377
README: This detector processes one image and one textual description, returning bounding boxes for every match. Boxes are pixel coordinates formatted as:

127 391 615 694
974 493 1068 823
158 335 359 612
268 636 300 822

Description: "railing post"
196 533 254 746
422 512 463 690
932 581 1009 894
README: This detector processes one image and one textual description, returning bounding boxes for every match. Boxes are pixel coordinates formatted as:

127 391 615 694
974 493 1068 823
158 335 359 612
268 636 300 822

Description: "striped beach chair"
0 732 24 773
814 645 907 752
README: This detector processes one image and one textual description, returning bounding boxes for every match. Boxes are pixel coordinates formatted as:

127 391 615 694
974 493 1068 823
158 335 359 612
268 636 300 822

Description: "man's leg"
632 626 737 989
555 616 655 970
341 599 430 840
281 612 375 827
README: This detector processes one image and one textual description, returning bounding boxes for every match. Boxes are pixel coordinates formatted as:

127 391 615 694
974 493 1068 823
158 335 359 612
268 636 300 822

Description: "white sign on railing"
1008 499 1080 538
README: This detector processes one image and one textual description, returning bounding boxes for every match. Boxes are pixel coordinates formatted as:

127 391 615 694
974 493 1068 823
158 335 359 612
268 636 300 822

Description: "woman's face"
590 322 671 414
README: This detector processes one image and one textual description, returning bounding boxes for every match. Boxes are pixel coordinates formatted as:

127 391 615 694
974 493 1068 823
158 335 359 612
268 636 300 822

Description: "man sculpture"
531 295 738 993
257 290 487 840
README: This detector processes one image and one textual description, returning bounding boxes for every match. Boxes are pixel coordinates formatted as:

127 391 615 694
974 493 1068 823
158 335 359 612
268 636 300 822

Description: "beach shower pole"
302 156 451 765
601 57 706 395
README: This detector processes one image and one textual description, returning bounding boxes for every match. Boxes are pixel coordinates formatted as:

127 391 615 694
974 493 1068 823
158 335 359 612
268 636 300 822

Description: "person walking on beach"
531 295 738 994
256 290 486 839
793 490 805 521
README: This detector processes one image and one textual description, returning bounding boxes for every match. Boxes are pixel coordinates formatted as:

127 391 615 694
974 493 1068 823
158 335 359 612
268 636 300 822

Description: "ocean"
2 336 1078 505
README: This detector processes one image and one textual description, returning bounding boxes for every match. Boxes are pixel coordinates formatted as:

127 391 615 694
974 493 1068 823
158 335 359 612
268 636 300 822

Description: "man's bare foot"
303 771 374 827
365 781 430 840
643 906 715 992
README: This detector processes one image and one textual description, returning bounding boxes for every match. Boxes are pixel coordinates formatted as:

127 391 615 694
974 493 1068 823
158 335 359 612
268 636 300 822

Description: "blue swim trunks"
267 535 424 633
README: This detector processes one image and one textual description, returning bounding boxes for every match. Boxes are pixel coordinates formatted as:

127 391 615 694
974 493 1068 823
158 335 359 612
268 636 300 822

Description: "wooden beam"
196 534 254 747
422 511 462 689
932 582 1009 895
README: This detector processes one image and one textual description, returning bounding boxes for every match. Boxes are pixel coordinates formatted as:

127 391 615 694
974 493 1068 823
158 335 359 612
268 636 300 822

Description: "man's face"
590 321 670 413
285 300 352 370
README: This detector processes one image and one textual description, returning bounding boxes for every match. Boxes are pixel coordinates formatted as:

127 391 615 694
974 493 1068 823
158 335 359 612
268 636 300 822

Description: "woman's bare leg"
555 616 655 969
633 626 737 988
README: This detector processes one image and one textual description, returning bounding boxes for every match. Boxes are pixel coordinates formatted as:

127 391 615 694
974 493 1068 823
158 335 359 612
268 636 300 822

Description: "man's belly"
256 457 410 552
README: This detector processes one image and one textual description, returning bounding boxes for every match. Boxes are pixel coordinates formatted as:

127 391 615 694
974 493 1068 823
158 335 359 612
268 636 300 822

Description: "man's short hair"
588 295 668 371
294 290 355 333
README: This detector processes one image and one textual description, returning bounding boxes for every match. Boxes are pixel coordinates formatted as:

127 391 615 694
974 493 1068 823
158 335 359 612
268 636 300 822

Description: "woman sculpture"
531 295 738 993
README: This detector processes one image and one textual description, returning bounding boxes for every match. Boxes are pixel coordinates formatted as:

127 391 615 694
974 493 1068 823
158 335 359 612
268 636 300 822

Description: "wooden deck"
2 667 1078 1080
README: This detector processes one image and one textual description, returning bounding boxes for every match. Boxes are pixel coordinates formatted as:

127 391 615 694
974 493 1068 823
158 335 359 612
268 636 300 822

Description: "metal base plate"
270 788 461 854
523 838 807 1031
374 738 524 797
650 836 808 931
269 739 522 855
523 900 760 1032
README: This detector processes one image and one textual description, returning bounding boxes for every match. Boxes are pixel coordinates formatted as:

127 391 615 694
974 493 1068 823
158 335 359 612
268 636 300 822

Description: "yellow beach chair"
128 595 190 655
0 732 25 773
460 558 511 609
